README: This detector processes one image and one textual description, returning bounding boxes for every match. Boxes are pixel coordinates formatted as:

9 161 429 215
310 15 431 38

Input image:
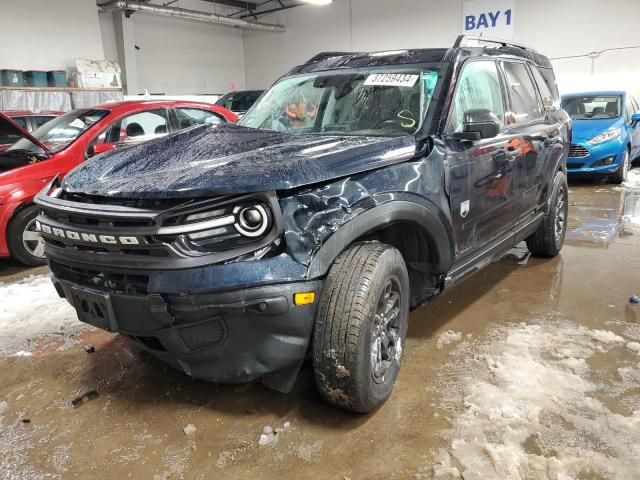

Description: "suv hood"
571 117 625 142
63 124 417 198
0 111 51 154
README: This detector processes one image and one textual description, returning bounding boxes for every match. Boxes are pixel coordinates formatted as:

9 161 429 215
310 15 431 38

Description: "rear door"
500 61 557 219
446 59 519 256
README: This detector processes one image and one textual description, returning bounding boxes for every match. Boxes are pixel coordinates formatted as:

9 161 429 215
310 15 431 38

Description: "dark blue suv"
35 36 571 413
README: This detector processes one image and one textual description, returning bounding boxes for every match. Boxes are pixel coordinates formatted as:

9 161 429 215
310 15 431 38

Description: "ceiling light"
300 0 333 5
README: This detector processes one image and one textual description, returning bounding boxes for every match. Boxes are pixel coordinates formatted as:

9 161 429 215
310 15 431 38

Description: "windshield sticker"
364 74 419 88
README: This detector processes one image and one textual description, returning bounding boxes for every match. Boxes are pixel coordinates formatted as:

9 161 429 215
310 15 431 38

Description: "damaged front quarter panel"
279 142 454 279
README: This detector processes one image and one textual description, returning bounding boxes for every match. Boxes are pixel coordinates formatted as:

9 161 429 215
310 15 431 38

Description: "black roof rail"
305 51 355 63
454 34 535 52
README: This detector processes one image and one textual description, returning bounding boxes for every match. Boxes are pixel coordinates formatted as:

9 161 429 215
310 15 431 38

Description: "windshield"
9 109 109 154
562 96 622 120
239 67 440 137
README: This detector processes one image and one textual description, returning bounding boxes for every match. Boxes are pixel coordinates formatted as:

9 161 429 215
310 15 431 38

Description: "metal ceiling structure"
97 0 287 31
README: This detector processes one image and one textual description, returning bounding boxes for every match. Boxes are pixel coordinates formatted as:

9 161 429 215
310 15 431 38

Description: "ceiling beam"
197 0 259 10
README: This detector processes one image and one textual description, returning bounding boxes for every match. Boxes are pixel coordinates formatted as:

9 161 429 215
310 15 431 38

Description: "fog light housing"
294 292 315 306
592 156 615 167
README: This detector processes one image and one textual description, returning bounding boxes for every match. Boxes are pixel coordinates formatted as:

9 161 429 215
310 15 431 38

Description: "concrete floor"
1 171 639 479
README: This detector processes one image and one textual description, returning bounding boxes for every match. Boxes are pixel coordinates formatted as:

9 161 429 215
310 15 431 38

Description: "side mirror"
632 112 640 126
452 109 501 142
91 143 116 157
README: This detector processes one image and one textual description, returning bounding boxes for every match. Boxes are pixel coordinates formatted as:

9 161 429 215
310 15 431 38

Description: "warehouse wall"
243 0 640 96
133 13 245 95
98 0 246 96
0 0 106 71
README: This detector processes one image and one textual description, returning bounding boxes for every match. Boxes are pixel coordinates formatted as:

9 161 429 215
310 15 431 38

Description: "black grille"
569 144 589 158
37 189 284 269
51 260 149 295
59 191 190 210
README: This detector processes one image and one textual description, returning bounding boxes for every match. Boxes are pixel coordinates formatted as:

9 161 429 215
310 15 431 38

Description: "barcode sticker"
364 73 419 88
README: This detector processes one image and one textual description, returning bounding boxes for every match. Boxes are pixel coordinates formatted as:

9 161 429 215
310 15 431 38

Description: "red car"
0 110 62 151
0 100 237 266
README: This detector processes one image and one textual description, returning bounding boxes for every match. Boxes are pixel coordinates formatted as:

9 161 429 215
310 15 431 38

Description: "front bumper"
567 138 625 176
52 260 322 390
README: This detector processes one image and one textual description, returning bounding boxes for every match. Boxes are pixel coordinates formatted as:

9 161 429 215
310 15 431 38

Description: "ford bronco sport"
35 36 570 413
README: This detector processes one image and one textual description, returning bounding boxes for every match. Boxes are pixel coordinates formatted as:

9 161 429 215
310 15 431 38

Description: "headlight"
588 128 622 145
157 202 272 240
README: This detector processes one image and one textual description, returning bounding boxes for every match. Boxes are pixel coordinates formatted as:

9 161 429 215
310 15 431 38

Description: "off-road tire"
312 242 409 413
610 149 629 185
526 171 568 258
7 205 47 267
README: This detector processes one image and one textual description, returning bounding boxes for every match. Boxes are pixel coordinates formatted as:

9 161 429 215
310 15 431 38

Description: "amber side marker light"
294 292 315 306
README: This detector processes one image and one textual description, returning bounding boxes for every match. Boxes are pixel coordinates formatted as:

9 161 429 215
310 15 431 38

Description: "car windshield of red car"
8 109 109 154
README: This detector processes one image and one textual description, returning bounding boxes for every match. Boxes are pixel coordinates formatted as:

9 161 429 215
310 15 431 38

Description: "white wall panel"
0 0 105 71
243 0 640 97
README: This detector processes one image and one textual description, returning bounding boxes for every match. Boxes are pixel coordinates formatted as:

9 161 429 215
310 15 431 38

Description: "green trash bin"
0 69 24 87
24 71 48 87
47 70 67 87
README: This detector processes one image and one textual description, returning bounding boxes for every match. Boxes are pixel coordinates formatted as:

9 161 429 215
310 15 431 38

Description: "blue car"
561 91 640 183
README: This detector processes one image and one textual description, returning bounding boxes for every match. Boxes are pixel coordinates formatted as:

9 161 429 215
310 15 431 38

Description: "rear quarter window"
531 67 557 111
534 67 560 110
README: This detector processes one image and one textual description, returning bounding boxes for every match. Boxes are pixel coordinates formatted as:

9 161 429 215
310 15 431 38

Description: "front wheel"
312 242 410 413
526 171 568 258
7 205 47 266
610 149 630 185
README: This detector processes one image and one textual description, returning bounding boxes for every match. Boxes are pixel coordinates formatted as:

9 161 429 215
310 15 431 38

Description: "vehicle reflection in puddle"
566 183 640 247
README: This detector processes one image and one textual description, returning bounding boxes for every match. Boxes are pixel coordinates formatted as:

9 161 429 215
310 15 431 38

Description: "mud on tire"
312 241 410 413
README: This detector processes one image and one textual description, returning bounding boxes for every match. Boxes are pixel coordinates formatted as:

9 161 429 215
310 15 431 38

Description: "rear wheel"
7 205 47 266
526 171 568 258
610 149 629 184
312 242 409 413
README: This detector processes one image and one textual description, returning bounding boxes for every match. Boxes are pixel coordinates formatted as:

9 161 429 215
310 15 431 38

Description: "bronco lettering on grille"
36 221 143 246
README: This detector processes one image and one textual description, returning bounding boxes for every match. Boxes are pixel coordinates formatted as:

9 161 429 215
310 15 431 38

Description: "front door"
446 60 519 257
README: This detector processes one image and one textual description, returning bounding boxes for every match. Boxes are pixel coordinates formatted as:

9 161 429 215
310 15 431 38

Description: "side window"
232 93 259 112
502 62 543 123
530 67 555 111
218 94 234 110
625 97 634 123
447 61 505 133
96 109 169 147
175 108 224 129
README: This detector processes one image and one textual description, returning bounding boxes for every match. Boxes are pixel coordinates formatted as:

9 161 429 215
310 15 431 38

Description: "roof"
2 110 62 116
75 99 230 115
291 43 552 76
562 91 626 98
291 49 450 75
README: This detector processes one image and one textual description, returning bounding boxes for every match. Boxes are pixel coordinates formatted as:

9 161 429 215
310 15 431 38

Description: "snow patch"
431 320 640 479
182 424 197 436
622 168 640 189
626 342 640 354
436 331 463 349
0 275 85 355
590 329 625 344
